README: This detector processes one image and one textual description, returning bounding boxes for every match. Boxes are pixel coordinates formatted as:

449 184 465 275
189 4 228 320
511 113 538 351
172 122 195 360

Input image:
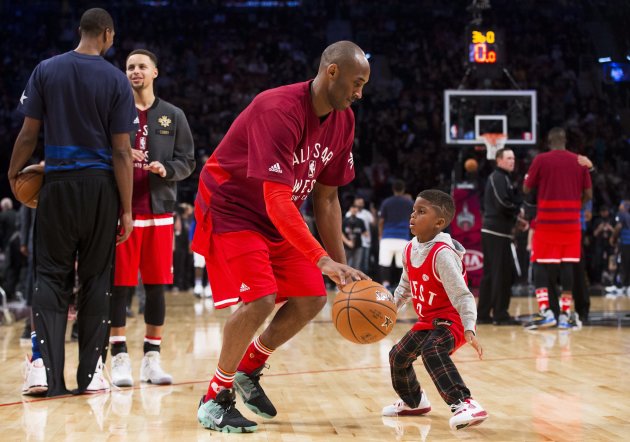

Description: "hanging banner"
451 183 483 288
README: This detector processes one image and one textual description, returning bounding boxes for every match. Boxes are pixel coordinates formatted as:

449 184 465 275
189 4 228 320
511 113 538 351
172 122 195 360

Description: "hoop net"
480 133 507 160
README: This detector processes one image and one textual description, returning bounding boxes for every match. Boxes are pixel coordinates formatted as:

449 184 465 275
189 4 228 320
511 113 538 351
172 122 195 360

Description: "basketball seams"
347 298 397 315
331 280 398 344
347 306 387 338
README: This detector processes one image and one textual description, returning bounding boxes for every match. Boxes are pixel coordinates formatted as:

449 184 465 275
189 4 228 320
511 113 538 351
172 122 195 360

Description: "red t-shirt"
195 81 355 242
132 108 152 214
406 242 467 352
524 150 591 231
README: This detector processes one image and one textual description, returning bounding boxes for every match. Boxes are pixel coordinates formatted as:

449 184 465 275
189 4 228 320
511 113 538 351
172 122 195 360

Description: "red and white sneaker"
449 398 488 430
22 357 48 396
382 390 431 416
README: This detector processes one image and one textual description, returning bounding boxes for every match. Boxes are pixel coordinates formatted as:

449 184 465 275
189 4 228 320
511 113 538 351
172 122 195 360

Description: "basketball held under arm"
263 181 328 265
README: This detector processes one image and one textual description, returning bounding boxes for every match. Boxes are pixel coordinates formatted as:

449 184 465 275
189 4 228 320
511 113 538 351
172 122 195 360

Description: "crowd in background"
1 0 629 296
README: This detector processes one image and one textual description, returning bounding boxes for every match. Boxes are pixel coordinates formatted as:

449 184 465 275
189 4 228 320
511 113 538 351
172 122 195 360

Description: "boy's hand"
465 330 483 360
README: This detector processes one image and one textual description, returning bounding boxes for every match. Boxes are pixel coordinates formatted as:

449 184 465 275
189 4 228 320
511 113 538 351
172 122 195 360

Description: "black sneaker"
234 366 277 418
197 389 258 432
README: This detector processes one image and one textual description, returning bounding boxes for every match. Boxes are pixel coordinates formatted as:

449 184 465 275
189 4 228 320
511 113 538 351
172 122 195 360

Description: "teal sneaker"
197 389 258 433
234 366 277 419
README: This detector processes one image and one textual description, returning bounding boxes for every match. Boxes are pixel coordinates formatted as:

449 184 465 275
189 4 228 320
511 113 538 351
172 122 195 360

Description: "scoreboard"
466 27 504 68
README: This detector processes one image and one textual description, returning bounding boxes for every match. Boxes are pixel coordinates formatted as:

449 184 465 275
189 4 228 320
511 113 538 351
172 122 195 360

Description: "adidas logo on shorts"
240 283 250 292
268 163 283 174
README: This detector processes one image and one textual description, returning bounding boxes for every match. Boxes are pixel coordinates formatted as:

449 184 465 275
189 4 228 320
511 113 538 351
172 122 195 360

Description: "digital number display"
468 29 500 64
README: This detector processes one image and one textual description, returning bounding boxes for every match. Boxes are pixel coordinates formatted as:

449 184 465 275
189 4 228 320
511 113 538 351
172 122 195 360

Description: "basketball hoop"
480 133 507 160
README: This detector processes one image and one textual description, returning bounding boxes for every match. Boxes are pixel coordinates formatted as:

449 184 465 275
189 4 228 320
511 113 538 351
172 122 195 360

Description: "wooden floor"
1 291 629 441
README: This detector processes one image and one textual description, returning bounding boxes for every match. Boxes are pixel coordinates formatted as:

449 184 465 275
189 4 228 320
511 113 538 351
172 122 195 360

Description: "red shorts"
530 229 581 264
114 214 174 286
200 230 326 309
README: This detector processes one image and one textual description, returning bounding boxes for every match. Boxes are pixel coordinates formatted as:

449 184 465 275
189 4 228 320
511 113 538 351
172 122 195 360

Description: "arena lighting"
627 55 630 61
365 52 372 60
598 57 612 63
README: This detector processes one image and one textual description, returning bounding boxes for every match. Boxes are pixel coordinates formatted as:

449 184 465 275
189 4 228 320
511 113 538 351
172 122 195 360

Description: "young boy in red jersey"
382 189 488 431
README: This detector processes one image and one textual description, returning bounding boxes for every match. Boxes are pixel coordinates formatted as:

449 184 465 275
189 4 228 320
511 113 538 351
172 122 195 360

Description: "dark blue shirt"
18 51 137 173
379 195 414 240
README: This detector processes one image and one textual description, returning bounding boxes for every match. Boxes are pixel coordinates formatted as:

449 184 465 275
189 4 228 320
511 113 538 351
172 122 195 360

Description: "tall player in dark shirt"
9 8 135 397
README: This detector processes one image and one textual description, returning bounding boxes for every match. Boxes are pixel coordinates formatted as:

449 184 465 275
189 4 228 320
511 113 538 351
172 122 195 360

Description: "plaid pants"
389 326 471 407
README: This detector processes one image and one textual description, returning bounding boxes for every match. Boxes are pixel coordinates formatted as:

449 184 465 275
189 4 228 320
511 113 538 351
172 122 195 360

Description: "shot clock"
466 26 504 78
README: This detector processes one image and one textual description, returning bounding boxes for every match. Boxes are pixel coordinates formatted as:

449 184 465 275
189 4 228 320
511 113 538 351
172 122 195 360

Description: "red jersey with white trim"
194 81 355 242
132 108 152 214
405 241 467 350
524 150 591 232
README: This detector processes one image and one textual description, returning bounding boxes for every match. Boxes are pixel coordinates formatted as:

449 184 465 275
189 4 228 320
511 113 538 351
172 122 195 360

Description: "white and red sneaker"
382 390 431 416
449 398 488 430
22 357 48 395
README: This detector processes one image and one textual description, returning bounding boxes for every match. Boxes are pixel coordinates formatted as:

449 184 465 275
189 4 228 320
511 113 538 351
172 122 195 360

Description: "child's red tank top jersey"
405 241 468 351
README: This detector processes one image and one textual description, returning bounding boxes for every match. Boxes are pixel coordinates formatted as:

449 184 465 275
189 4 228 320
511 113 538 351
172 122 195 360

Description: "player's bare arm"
8 117 42 194
111 132 134 244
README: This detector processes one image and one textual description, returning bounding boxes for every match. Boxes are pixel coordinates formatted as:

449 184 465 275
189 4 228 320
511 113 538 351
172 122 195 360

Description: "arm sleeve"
18 64 44 120
247 109 302 186
263 181 328 265
435 249 477 332
110 72 137 134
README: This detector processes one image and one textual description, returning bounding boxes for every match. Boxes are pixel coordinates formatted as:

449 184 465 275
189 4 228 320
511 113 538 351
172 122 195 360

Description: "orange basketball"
14 164 44 208
464 158 478 173
331 280 397 344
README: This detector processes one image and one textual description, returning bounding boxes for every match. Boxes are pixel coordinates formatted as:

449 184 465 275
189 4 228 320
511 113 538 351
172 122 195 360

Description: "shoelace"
450 400 469 414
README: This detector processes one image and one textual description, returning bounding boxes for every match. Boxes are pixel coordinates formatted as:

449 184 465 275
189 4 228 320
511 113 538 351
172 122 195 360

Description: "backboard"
444 90 537 145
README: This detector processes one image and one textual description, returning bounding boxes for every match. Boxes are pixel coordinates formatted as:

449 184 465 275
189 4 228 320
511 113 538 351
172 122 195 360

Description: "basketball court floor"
1 291 628 441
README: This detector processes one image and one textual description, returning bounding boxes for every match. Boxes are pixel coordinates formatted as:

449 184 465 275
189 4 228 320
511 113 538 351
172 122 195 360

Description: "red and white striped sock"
535 288 549 312
560 293 572 313
237 336 274 374
144 335 161 354
204 366 235 402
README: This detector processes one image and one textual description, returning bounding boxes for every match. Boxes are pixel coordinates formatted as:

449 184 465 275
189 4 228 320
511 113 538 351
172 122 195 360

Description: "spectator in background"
477 148 523 326
607 200 630 297
378 179 414 290
0 197 21 300
342 203 367 269
590 205 615 286
0 198 17 253
345 197 374 275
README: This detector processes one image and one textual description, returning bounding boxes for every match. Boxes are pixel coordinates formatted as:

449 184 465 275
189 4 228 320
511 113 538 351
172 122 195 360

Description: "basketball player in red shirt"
523 127 592 329
381 190 487 431
194 41 370 432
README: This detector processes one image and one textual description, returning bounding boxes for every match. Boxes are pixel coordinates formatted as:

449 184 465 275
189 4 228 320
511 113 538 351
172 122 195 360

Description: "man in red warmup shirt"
193 41 370 433
522 127 592 330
